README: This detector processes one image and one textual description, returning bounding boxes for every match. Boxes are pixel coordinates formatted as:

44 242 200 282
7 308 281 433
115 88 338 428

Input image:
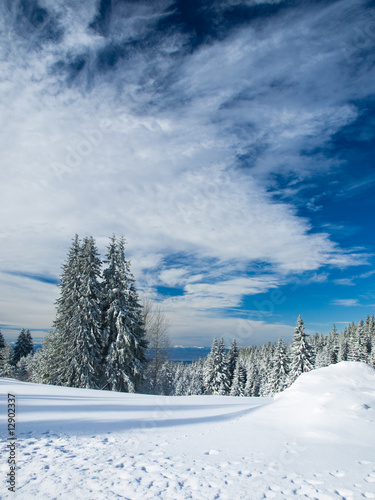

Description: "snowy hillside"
1 362 375 499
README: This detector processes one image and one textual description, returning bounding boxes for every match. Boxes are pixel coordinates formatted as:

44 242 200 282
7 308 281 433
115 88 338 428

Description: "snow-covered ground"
1 362 375 499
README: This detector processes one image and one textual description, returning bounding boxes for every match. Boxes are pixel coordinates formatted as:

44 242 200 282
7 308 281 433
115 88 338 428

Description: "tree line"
0 235 148 391
139 314 375 397
0 234 374 396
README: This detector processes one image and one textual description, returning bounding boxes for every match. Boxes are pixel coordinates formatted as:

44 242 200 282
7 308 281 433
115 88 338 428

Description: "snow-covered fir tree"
244 364 260 397
52 236 104 389
203 337 231 395
203 337 219 394
0 327 5 350
230 359 247 396
52 235 83 385
12 329 34 365
228 338 239 386
155 361 175 395
337 333 350 362
72 236 104 389
32 329 63 385
103 236 147 392
0 327 7 371
188 360 205 395
15 353 34 382
0 344 14 378
268 338 289 395
288 315 314 384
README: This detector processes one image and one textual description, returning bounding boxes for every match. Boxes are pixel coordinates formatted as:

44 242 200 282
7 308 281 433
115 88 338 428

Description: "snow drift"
1 362 375 499
258 361 375 443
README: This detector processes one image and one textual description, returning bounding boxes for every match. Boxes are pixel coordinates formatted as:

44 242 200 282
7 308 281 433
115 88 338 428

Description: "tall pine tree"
53 236 104 389
12 329 34 365
289 315 314 384
103 236 147 392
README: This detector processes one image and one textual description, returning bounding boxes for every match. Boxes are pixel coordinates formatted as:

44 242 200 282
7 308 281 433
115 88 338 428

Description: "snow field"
1 362 375 499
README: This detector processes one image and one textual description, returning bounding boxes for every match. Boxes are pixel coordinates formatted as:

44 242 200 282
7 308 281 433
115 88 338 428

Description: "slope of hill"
1 362 375 499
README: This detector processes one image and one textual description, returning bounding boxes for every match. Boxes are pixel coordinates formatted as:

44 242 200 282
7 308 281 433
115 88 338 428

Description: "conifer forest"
1 235 374 398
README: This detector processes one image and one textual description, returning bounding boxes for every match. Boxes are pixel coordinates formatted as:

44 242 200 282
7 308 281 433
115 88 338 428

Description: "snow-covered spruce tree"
257 342 275 396
228 338 239 386
53 236 104 389
230 359 247 396
0 327 5 350
15 353 33 382
0 327 6 368
288 315 314 384
337 333 350 362
173 363 186 395
103 236 147 392
268 338 289 395
368 315 375 336
327 325 339 365
203 337 230 395
51 235 83 385
0 343 14 377
12 329 34 365
217 338 231 395
189 360 205 395
348 319 367 362
244 364 260 397
73 236 104 389
32 329 65 385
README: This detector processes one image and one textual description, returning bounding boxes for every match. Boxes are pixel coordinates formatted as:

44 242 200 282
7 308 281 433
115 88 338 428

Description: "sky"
0 0 375 347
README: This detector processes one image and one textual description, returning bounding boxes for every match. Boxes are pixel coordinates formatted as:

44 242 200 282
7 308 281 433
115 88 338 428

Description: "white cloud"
332 299 360 307
334 278 355 286
0 0 372 343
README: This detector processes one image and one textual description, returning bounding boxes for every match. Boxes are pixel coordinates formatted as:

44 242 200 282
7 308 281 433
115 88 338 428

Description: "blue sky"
0 0 374 346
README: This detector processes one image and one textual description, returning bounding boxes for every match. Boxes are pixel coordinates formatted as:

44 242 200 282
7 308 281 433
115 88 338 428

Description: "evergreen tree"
173 363 186 395
13 329 34 365
228 338 239 385
328 325 339 364
203 337 231 395
337 335 349 362
55 236 104 389
218 337 231 394
0 327 6 367
32 329 64 385
244 364 260 397
230 360 246 396
103 236 147 392
369 315 375 336
15 355 31 381
268 338 289 394
189 361 205 395
0 327 5 350
289 316 314 384
349 319 367 362
52 235 83 385
203 337 219 394
0 344 15 378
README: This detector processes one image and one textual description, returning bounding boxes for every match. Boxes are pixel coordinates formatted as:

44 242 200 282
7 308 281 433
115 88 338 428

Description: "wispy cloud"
0 0 374 343
334 278 355 286
332 299 360 307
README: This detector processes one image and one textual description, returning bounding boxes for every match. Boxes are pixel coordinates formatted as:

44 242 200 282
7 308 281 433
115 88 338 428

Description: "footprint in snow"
330 470 346 478
335 488 355 498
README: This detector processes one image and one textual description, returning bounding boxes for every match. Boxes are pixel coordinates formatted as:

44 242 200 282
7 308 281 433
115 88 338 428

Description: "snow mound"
267 362 375 442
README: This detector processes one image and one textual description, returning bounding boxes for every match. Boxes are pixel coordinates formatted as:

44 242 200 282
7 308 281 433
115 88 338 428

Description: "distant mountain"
33 344 210 363
167 347 211 363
